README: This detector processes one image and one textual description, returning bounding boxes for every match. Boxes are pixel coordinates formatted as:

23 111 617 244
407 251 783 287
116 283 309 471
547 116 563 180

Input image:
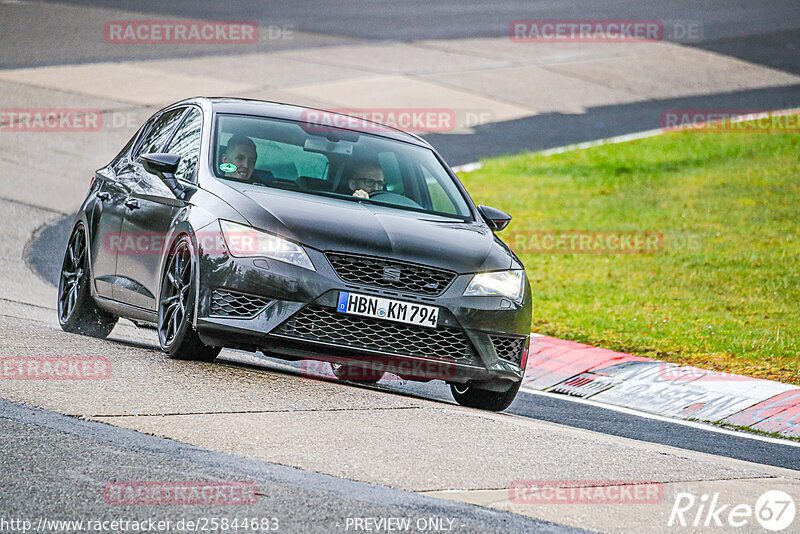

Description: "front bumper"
193 234 532 388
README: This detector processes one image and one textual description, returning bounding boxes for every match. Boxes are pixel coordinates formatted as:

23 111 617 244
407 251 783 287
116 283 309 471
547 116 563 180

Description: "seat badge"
382 266 402 282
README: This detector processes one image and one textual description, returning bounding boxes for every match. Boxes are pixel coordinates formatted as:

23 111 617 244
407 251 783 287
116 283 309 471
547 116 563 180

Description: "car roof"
176 97 432 148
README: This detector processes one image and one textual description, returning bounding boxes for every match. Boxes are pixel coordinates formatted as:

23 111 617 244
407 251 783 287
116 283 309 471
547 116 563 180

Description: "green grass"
458 126 800 384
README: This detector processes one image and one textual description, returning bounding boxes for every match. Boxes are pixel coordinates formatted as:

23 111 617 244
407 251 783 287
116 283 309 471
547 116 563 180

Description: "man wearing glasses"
348 162 385 199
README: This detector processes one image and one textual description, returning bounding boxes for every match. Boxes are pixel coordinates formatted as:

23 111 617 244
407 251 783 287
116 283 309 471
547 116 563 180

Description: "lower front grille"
273 305 478 365
490 335 526 365
210 289 272 318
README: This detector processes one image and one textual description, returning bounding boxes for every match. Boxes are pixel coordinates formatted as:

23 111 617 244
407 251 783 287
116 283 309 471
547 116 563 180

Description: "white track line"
534 128 666 157
224 350 800 445
451 162 482 174
452 107 800 173
451 129 664 174
520 388 800 448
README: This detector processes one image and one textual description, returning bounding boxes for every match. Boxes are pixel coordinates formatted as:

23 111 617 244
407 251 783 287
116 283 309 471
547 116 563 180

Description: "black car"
58 97 532 411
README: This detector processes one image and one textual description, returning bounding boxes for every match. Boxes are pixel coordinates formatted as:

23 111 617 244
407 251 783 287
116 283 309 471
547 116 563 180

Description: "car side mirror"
140 153 182 195
478 205 512 232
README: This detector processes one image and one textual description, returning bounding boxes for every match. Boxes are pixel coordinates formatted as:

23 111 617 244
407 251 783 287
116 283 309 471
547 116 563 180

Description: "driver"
348 163 385 199
222 134 257 182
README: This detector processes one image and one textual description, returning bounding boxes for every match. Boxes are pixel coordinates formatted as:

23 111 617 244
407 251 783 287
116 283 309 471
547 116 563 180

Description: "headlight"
464 270 525 301
219 220 315 271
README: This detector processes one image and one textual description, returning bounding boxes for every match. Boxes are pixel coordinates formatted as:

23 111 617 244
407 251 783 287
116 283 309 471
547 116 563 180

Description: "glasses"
354 178 385 189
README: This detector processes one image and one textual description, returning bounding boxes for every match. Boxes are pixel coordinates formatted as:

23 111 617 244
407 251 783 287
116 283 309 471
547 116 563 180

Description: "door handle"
124 199 140 210
97 192 111 202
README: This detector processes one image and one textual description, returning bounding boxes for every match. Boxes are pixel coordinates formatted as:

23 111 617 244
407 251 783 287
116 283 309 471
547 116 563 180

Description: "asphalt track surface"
1 398 578 533
4 1 799 69
3 1 800 532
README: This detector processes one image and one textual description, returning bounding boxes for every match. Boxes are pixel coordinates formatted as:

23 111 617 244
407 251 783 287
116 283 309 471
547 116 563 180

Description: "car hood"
227 186 515 274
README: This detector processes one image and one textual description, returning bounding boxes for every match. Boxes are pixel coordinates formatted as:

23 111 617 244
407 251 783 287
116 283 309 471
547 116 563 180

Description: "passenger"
222 134 257 181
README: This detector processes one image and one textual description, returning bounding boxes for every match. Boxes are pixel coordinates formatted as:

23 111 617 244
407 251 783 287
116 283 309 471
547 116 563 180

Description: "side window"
111 130 139 173
166 108 202 182
134 108 186 159
128 114 158 162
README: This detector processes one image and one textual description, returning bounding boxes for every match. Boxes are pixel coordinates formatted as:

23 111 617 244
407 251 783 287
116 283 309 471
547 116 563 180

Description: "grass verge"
458 125 799 384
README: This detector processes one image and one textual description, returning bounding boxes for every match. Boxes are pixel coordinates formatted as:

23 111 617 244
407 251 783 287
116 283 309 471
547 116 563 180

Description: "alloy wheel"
159 241 192 347
58 226 86 323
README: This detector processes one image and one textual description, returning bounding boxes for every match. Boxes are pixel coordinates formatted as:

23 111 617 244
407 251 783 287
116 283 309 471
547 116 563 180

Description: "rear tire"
450 381 521 412
157 236 220 362
58 224 118 338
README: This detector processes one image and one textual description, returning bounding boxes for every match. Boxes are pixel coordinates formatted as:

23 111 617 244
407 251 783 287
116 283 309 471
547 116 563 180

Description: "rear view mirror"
478 205 512 232
303 136 354 155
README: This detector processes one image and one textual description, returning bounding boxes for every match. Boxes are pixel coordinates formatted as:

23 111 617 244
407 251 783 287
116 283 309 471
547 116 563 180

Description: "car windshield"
212 113 472 219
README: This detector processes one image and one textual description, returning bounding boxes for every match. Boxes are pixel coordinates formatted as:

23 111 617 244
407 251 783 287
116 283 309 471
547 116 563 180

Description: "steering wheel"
368 190 423 209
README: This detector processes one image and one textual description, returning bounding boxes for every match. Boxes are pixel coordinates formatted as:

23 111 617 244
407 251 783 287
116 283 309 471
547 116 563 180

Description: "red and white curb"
521 334 800 439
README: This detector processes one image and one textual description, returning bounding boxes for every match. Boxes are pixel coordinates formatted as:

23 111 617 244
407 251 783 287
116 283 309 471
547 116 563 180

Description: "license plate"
337 291 439 328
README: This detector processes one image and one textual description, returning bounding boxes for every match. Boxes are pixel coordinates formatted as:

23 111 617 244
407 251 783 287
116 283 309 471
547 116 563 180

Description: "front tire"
58 224 118 338
157 236 220 362
450 381 521 412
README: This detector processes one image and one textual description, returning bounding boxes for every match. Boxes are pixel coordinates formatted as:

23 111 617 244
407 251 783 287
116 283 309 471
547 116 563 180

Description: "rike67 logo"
669 490 796 531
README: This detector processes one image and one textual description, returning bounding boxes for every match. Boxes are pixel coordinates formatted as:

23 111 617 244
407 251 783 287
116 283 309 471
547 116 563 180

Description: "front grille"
210 289 272 318
273 305 478 364
491 335 526 365
326 252 455 296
